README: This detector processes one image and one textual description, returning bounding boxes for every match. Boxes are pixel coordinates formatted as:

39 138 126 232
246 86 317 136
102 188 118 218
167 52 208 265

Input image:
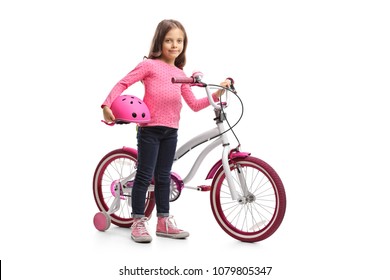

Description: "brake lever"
226 77 237 93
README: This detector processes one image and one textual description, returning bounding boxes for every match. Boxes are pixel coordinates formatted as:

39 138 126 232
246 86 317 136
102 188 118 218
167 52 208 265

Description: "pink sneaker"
131 217 152 243
156 216 189 239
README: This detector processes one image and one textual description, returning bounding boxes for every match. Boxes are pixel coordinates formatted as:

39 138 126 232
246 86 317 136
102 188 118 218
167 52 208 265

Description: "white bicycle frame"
173 114 239 200
117 85 245 202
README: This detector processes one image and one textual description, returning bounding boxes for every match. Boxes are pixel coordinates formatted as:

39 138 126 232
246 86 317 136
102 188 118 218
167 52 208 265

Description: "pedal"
197 185 211 191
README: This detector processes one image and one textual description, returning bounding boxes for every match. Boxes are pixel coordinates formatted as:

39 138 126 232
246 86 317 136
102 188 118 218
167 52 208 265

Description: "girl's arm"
181 79 231 112
101 61 148 108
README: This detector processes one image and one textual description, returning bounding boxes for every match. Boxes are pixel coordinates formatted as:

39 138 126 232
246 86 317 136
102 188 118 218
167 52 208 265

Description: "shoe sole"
131 235 152 243
156 232 189 239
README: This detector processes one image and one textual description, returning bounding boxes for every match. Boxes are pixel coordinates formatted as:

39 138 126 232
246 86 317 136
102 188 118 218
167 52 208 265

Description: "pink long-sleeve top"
102 59 218 129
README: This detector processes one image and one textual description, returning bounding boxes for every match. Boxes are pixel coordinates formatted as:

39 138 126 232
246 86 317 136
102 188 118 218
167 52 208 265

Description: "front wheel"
210 156 286 242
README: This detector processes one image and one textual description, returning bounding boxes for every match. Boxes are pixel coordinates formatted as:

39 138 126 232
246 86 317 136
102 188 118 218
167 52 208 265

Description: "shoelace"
164 215 179 231
131 217 149 235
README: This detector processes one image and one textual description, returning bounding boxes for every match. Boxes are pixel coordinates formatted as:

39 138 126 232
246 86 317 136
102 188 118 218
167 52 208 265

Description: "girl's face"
160 28 184 65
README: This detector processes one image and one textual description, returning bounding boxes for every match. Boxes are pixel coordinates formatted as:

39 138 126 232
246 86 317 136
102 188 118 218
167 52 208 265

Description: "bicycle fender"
205 151 250 180
122 146 138 156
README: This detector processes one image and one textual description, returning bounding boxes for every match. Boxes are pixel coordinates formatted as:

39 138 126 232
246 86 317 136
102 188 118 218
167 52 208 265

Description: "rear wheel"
93 149 155 228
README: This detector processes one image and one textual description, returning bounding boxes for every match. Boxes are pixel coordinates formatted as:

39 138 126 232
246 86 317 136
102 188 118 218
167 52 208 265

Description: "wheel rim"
211 159 285 241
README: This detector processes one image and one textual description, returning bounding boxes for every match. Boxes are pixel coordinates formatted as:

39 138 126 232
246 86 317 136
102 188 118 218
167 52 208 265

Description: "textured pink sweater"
102 59 217 128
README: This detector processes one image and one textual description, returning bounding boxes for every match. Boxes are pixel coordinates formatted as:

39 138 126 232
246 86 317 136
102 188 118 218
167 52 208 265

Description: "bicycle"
93 72 286 242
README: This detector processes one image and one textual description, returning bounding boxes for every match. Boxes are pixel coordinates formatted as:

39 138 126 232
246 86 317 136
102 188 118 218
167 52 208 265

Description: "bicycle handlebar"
172 72 236 109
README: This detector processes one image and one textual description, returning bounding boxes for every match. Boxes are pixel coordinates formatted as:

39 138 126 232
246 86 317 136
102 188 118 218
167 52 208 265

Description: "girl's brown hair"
147 19 188 69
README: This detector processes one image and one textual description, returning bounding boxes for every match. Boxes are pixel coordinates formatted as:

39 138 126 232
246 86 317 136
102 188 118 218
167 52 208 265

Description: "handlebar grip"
226 77 234 85
226 77 236 93
171 77 195 84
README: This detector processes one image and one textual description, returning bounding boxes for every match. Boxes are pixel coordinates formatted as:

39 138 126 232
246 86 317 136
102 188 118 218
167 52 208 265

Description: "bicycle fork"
221 145 251 202
218 121 250 202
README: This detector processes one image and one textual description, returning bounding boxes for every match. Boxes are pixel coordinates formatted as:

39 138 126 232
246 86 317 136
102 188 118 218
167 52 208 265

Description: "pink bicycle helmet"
110 95 151 124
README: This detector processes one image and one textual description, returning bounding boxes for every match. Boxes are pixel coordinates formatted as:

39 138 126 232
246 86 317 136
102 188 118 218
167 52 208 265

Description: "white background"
1 0 389 279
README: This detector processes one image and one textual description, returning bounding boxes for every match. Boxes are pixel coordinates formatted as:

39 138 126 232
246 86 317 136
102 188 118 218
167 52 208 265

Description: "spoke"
104 167 114 182
248 205 268 231
247 203 260 231
253 201 275 216
231 204 245 229
103 195 114 206
222 201 241 214
251 203 269 228
252 174 268 195
118 200 131 218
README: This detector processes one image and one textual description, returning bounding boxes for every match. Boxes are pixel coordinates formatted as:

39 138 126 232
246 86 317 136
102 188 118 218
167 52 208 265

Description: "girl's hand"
103 106 115 122
216 79 232 98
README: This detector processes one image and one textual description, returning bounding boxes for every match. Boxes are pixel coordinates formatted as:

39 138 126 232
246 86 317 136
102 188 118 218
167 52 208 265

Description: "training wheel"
93 212 111 231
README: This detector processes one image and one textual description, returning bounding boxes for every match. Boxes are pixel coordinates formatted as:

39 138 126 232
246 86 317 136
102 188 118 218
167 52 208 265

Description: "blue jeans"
131 126 178 218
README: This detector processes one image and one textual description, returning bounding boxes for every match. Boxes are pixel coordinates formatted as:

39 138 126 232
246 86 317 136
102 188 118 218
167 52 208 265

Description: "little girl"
102 19 230 243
